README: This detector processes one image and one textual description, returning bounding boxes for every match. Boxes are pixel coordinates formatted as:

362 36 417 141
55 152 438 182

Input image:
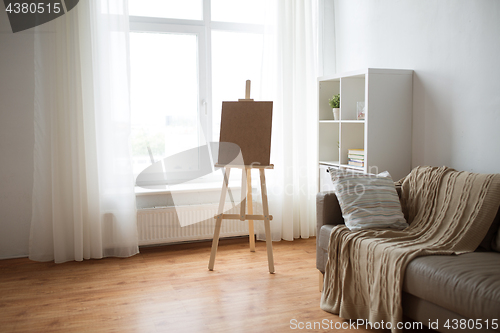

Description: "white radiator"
137 203 252 246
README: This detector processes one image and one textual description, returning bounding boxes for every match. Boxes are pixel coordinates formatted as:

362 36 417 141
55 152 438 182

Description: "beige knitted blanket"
320 166 500 333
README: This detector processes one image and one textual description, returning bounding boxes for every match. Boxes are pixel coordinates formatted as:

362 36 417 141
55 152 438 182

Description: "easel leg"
240 168 246 221
220 168 235 208
247 169 255 252
259 168 275 273
208 168 231 271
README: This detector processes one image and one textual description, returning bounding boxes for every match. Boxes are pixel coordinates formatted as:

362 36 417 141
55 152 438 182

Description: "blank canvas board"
218 101 273 166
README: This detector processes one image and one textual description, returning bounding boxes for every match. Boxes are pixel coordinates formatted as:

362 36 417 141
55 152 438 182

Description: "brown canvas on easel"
218 101 273 166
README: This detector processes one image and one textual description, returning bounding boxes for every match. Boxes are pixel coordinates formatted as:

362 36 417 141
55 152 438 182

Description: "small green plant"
328 94 340 108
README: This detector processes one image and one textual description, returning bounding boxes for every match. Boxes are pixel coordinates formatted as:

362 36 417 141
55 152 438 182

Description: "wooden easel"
208 81 275 273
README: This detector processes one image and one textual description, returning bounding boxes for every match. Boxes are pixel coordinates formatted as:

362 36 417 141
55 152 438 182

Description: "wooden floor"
0 237 432 333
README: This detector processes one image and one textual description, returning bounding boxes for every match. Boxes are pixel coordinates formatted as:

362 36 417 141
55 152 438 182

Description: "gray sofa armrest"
316 191 344 273
316 191 344 234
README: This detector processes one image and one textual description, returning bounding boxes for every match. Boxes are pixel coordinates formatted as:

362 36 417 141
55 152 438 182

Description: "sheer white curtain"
30 0 138 263
258 0 319 241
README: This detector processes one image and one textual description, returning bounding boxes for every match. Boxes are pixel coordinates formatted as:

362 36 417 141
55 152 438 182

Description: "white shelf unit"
318 68 413 188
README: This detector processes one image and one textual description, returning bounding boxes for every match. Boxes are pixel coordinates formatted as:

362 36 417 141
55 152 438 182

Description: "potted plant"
329 94 340 120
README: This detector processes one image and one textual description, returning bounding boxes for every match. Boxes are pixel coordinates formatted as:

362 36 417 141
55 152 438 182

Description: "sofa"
316 186 500 332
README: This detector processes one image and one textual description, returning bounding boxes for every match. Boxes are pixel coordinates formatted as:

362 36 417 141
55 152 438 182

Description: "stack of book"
348 149 365 167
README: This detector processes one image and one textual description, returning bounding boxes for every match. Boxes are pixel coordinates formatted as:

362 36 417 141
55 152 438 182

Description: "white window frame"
129 0 266 186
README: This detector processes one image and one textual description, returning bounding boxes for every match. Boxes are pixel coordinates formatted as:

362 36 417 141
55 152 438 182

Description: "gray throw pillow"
329 168 408 231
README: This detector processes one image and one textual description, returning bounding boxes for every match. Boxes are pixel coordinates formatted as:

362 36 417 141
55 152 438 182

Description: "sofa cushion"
403 252 500 322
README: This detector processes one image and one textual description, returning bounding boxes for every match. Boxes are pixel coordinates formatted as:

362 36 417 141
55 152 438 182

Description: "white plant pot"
332 108 340 120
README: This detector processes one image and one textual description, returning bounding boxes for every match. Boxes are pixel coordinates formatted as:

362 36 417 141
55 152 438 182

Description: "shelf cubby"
318 80 340 121
340 75 365 121
318 122 339 164
340 122 364 165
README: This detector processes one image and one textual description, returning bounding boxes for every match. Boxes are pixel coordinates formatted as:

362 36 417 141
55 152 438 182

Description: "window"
129 0 273 185
130 33 199 162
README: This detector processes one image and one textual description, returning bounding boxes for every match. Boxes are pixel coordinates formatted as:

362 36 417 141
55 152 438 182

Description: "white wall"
334 0 500 173
319 0 336 76
0 7 35 258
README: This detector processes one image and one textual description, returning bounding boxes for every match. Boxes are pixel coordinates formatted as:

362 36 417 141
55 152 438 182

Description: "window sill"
135 181 242 196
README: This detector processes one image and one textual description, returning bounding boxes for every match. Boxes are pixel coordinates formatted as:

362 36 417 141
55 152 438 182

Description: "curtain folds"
257 0 319 241
30 0 138 263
